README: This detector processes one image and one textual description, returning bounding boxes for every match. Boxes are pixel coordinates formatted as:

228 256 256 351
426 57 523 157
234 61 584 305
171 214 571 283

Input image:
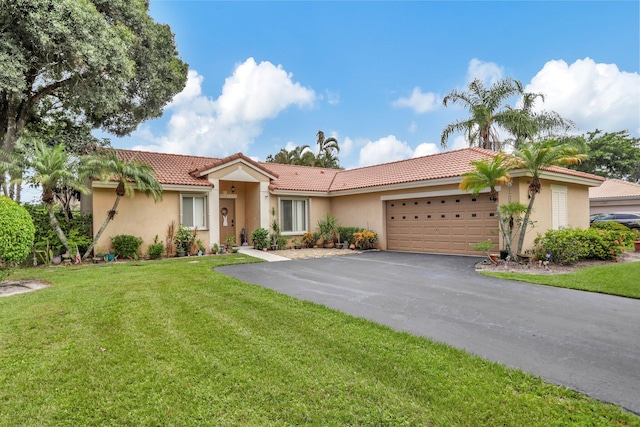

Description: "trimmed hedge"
111 235 143 260
0 197 35 266
590 221 635 247
533 227 625 265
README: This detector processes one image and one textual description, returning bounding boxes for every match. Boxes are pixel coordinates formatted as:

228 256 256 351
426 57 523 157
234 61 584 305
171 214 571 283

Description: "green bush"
354 229 378 250
111 235 143 260
146 235 164 259
338 226 362 245
0 197 36 272
251 228 270 250
23 203 92 256
590 221 635 247
533 228 625 265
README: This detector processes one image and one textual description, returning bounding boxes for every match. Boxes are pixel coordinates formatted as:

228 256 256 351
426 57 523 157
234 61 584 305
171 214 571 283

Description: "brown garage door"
386 194 498 255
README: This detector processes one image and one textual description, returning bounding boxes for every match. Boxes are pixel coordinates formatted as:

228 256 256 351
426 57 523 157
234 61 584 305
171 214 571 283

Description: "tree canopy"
569 130 640 183
266 130 342 169
0 0 188 198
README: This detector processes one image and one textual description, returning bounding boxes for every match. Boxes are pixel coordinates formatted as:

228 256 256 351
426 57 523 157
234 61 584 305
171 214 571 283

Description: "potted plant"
633 230 640 252
317 214 339 248
174 225 194 257
211 243 219 255
225 234 236 253
251 228 269 251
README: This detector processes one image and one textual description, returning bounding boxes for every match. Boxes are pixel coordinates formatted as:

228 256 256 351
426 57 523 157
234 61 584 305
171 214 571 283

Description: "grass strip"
1 255 638 426
482 261 640 299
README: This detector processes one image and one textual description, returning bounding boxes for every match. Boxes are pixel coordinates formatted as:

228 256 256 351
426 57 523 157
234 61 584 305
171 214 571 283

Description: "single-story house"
81 147 604 256
589 178 640 214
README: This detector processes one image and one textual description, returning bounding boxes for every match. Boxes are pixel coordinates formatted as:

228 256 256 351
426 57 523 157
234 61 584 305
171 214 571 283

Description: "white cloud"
449 135 470 151
408 121 418 134
413 142 439 157
525 58 640 135
358 135 414 167
467 59 504 85
325 90 340 105
131 58 316 157
392 87 440 113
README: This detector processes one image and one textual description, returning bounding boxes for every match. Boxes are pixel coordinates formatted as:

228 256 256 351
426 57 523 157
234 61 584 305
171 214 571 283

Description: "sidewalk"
237 247 290 262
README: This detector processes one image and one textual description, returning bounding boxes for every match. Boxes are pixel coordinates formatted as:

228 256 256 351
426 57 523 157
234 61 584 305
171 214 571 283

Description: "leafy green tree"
0 196 35 280
266 144 317 167
82 150 162 259
510 140 587 255
570 130 640 183
0 0 188 200
459 154 516 258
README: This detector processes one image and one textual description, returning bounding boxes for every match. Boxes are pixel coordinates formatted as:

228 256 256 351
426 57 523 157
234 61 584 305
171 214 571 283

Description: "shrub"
590 221 635 247
533 228 624 265
301 231 315 248
354 229 378 250
174 225 195 253
317 214 339 243
251 228 269 250
0 197 35 276
338 226 362 245
23 203 92 256
111 235 143 260
146 235 164 259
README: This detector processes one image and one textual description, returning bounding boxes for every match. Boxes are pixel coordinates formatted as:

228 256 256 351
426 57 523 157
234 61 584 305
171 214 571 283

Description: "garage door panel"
386 195 498 255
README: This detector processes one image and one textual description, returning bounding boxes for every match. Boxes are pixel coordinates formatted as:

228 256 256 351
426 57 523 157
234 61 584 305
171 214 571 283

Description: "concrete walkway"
237 247 290 262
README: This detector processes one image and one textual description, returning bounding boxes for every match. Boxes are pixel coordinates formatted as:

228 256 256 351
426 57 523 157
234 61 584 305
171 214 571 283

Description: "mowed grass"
1 256 638 426
483 261 640 299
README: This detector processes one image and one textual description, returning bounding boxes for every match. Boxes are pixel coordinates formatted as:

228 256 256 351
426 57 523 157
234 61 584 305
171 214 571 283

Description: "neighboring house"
589 178 640 214
81 147 604 256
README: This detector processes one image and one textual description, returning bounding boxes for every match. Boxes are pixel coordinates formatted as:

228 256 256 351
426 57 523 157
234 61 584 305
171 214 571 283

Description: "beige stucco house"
81 147 604 256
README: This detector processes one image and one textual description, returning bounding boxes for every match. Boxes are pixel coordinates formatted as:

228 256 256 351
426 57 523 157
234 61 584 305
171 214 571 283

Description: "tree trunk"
46 203 71 255
83 195 121 259
495 205 515 259
516 192 536 256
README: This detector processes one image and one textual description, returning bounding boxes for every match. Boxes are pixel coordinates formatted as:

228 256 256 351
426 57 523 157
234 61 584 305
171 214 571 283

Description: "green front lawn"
1 256 638 425
482 261 640 299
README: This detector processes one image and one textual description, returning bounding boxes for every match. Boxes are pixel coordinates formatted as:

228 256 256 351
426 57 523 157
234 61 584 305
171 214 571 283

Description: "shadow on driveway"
218 251 640 414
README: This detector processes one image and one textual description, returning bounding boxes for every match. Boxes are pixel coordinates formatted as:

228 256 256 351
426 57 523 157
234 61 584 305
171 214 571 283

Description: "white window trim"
180 193 209 230
278 197 309 236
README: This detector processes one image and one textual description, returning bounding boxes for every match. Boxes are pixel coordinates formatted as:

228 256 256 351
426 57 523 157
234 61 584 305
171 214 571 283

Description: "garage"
386 194 498 255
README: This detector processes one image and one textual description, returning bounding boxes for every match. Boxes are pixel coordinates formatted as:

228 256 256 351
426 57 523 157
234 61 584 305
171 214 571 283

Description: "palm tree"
502 92 574 148
273 148 293 164
510 140 587 255
459 153 516 258
316 130 340 168
2 140 90 255
442 78 524 151
82 149 162 259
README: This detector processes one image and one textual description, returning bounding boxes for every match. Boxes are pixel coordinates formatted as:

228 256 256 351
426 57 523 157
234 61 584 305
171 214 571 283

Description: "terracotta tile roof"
328 148 497 191
589 178 640 199
542 165 606 182
115 149 215 187
112 147 604 193
192 153 278 178
260 162 341 192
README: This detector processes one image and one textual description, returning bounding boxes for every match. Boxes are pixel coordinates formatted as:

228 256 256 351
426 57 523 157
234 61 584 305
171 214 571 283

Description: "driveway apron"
217 251 640 414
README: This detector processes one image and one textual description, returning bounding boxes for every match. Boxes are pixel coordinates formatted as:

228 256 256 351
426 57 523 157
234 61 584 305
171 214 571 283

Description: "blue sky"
112 0 640 169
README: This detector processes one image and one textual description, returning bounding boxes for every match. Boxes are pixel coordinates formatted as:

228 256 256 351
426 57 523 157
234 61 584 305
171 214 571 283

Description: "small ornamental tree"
0 197 35 280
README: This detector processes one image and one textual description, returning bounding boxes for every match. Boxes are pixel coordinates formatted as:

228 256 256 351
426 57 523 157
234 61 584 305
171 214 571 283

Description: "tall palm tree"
273 148 293 164
82 149 162 259
459 153 516 258
2 140 90 255
502 92 574 148
316 130 340 168
510 140 587 255
442 78 524 151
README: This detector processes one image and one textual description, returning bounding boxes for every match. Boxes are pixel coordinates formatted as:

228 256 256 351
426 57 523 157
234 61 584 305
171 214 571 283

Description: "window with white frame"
181 195 207 229
280 199 307 233
551 185 568 230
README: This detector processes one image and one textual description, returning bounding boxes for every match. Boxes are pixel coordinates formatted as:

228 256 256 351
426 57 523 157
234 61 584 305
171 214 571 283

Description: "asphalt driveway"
217 251 640 414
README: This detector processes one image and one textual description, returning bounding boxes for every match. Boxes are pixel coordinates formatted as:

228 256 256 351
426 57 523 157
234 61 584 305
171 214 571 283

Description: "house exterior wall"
590 198 640 214
91 188 211 255
508 178 591 252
